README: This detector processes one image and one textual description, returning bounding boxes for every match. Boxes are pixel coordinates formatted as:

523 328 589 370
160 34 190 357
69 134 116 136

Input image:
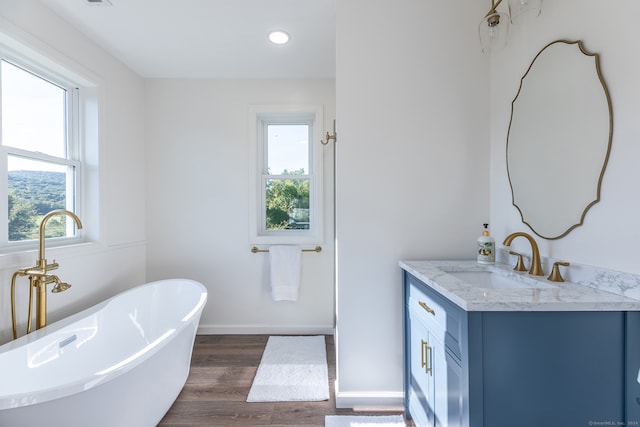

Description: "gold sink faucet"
503 232 544 276
10 209 83 339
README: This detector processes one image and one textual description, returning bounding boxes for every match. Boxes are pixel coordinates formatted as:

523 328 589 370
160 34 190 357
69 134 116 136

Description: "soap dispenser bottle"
477 223 495 265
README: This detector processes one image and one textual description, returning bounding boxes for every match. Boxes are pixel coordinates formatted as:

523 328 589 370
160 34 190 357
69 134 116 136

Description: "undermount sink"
448 270 557 289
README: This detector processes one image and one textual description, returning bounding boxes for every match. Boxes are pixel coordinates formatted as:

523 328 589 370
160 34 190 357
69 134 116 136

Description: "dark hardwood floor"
158 335 411 426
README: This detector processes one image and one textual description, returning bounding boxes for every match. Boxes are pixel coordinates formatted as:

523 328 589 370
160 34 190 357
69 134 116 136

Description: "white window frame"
0 44 89 252
249 105 324 245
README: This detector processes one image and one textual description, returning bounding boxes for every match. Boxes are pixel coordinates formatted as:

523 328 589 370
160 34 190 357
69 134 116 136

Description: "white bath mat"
246 335 329 402
325 415 407 427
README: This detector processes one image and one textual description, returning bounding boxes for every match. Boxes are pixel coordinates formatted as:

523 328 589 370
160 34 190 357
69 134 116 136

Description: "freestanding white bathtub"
0 278 207 427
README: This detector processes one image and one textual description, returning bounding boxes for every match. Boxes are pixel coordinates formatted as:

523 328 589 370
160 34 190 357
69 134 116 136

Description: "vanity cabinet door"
408 313 435 427
406 274 467 427
435 350 464 427
408 310 464 427
426 330 465 427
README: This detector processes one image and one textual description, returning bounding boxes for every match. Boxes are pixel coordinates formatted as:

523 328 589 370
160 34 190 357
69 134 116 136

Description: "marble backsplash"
497 248 640 301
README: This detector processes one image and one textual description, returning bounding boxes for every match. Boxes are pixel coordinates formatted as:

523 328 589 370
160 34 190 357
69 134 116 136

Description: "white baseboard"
197 323 335 335
335 390 405 410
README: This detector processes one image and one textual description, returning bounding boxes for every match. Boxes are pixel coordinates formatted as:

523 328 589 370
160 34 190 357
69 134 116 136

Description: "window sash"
0 49 82 249
249 105 324 245
265 123 310 176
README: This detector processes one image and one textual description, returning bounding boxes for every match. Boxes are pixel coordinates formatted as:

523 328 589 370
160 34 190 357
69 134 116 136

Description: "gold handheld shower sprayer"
10 210 83 339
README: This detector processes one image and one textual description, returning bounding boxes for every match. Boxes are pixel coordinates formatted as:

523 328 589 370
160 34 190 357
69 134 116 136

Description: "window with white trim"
249 105 324 245
0 52 82 248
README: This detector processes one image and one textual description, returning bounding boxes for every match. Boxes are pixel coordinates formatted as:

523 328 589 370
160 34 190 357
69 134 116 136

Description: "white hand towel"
269 245 302 301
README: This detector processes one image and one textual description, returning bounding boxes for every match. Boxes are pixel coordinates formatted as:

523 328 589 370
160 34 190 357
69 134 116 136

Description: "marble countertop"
400 260 640 311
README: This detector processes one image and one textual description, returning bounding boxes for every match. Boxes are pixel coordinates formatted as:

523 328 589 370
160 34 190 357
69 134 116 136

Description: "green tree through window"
8 192 37 241
8 170 67 240
266 169 310 230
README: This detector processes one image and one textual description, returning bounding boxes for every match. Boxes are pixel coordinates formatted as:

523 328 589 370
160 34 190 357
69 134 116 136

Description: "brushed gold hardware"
503 232 544 276
484 0 503 18
548 261 570 282
10 210 83 339
321 119 337 145
421 339 432 375
418 301 435 315
509 251 528 272
421 339 432 374
251 246 322 253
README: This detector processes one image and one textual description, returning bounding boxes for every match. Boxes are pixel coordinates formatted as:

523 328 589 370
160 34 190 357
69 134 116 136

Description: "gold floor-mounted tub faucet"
10 210 83 339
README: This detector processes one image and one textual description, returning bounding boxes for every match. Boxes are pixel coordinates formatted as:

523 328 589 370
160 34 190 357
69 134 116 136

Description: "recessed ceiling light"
85 0 113 5
268 31 290 45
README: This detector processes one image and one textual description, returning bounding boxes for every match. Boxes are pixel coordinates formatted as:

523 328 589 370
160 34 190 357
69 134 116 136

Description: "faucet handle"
548 261 570 282
509 251 528 272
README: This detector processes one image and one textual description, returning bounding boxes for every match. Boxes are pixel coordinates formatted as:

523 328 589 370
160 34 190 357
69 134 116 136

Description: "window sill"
250 233 323 246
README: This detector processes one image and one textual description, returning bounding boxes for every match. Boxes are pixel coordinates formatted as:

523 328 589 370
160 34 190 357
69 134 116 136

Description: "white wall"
335 0 489 407
0 1 146 343
490 1 640 275
144 78 336 334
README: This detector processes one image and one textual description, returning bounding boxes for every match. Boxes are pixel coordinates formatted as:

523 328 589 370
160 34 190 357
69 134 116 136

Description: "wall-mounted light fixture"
479 0 542 54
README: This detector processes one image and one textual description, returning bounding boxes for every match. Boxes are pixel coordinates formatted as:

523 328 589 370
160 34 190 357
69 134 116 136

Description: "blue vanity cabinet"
403 270 640 427
405 272 467 427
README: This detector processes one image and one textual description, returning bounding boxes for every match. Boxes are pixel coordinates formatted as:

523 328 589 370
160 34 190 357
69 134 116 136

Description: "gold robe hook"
321 119 337 145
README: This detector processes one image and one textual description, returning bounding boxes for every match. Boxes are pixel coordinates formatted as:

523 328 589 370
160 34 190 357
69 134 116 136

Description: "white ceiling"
39 0 336 79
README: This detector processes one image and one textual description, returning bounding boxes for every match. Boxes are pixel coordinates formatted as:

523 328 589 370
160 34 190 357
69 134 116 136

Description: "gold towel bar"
251 246 322 254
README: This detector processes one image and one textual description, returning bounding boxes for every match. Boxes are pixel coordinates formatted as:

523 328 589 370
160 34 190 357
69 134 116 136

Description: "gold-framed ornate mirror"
506 40 613 240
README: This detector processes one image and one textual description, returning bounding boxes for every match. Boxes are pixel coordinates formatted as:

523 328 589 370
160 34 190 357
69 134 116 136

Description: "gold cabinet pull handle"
421 339 427 370
419 301 435 315
421 339 432 375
